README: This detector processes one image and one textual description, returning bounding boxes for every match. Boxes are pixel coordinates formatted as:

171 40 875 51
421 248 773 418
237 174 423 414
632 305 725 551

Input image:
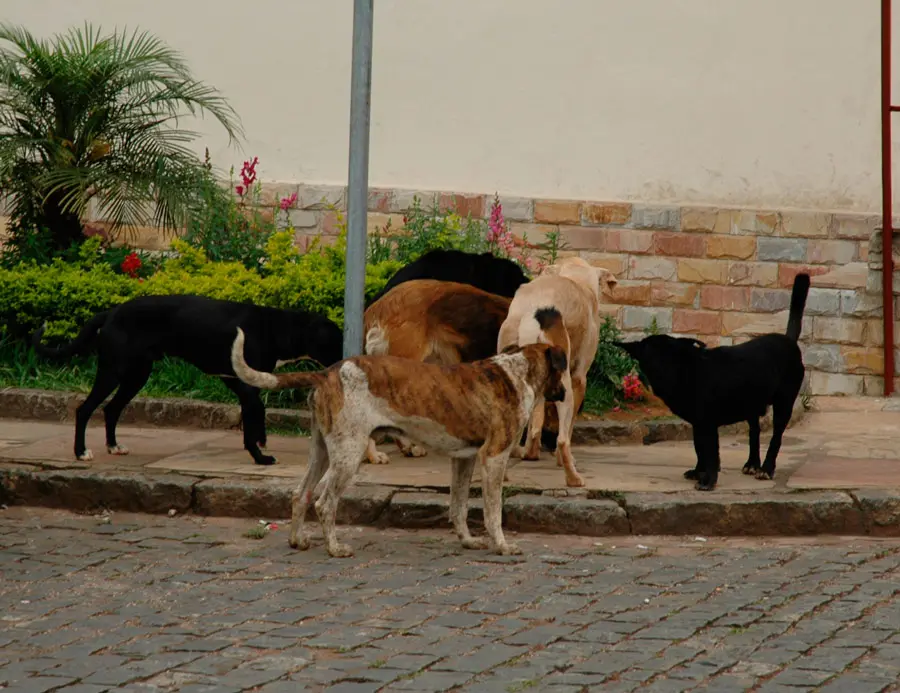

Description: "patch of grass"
506 679 539 692
370 659 387 669
0 335 315 409
2 314 629 417
243 525 268 540
729 627 746 636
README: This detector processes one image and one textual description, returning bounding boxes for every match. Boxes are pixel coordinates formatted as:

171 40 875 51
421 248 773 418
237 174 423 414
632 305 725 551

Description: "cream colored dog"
497 256 618 487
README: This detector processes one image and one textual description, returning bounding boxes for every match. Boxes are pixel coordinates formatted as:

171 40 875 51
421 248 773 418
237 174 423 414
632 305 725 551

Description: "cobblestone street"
2 508 900 693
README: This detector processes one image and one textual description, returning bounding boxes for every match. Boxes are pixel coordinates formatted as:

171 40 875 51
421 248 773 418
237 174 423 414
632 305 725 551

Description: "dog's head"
614 335 706 387
541 257 618 301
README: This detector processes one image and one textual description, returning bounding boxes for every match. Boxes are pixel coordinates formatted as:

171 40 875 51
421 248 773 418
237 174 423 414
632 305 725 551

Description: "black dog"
370 249 529 304
615 273 810 491
32 295 343 466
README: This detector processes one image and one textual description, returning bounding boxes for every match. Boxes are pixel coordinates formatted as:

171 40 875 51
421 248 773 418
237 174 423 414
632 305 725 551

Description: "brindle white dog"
229 309 569 558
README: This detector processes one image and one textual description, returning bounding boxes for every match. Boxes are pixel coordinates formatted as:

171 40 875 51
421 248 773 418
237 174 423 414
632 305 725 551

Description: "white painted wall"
3 1 891 211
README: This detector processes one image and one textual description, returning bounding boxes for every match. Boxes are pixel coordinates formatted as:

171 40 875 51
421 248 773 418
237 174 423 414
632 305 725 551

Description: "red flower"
235 184 244 196
121 252 142 279
279 192 298 211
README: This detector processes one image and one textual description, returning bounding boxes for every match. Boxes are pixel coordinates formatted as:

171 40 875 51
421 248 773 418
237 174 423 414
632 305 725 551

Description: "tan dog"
229 315 569 557
362 279 513 465
498 257 618 487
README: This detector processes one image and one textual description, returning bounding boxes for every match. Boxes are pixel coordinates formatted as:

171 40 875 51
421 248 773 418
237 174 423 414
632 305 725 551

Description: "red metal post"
883 0 896 396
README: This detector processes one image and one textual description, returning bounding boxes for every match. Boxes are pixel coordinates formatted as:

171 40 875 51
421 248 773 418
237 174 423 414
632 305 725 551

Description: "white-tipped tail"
365 323 389 355
231 327 280 389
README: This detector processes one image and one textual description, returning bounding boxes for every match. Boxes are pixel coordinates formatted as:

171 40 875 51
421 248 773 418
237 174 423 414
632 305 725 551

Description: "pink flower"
240 156 259 190
279 192 298 211
235 185 244 196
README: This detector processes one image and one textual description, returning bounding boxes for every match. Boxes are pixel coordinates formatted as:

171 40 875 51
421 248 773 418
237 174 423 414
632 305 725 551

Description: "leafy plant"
0 22 242 254
584 316 642 412
182 153 279 269
367 196 489 265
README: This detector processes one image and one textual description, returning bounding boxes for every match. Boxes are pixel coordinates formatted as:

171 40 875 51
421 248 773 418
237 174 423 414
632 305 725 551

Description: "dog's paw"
683 469 700 480
496 542 523 556
565 472 586 488
76 450 94 462
289 534 310 550
694 480 717 492
460 537 489 550
401 443 427 458
742 463 761 476
255 454 277 466
107 444 129 456
755 469 774 481
368 450 391 465
509 445 525 460
327 542 355 558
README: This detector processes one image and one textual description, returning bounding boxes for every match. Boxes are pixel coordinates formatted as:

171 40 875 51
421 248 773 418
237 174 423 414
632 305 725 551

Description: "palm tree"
0 22 243 252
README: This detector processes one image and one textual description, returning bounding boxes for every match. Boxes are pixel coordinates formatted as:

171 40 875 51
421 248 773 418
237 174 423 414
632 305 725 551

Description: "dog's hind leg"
102 360 153 455
757 401 792 481
314 436 369 558
481 449 521 555
742 418 762 476
554 370 585 488
290 423 330 550
74 356 121 461
224 379 275 466
450 455 486 550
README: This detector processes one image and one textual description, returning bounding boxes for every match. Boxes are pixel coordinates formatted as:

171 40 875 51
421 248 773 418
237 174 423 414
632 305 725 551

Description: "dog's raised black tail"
31 310 110 360
785 273 811 342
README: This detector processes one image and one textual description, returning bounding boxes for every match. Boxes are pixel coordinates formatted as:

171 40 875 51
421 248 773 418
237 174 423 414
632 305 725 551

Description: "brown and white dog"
498 257 618 487
229 315 569 557
362 279 513 465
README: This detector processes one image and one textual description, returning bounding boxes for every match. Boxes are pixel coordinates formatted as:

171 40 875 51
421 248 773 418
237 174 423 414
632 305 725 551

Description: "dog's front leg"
450 455 487 550
684 434 704 481
693 426 720 492
482 450 521 555
523 396 546 461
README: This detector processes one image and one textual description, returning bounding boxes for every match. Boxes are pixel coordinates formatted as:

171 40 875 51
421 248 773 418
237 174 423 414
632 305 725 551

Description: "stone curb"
2 465 895 538
0 388 806 447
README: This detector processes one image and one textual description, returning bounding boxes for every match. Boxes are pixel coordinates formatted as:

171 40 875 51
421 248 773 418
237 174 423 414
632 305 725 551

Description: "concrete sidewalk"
3 396 900 537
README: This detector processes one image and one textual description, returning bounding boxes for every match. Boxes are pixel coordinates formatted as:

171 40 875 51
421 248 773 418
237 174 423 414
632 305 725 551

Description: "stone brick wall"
10 181 892 398
256 183 890 398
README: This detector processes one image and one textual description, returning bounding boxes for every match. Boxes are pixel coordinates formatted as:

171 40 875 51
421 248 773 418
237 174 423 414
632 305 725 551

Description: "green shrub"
0 231 400 342
584 316 641 413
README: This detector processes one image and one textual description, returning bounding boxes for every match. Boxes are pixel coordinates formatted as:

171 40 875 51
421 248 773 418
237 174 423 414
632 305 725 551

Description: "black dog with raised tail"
615 273 810 491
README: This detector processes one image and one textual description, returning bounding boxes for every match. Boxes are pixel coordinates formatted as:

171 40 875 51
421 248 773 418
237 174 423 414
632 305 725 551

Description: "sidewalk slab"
1 395 899 538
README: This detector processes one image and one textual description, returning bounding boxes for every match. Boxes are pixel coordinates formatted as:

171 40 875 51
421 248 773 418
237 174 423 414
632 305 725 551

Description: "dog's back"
365 280 511 363
371 249 529 303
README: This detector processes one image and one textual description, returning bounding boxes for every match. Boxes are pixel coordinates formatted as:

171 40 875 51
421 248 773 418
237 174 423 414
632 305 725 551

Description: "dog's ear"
545 345 568 373
500 343 519 354
595 267 618 296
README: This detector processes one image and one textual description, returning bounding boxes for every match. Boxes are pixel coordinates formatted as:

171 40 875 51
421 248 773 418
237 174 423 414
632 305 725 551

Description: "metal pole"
883 0 895 396
343 0 374 358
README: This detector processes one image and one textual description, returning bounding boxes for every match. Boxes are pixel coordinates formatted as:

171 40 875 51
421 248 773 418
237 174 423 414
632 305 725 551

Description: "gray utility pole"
342 0 375 359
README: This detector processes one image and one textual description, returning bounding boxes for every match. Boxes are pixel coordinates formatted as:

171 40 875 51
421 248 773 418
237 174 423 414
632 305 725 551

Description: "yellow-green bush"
0 232 402 341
